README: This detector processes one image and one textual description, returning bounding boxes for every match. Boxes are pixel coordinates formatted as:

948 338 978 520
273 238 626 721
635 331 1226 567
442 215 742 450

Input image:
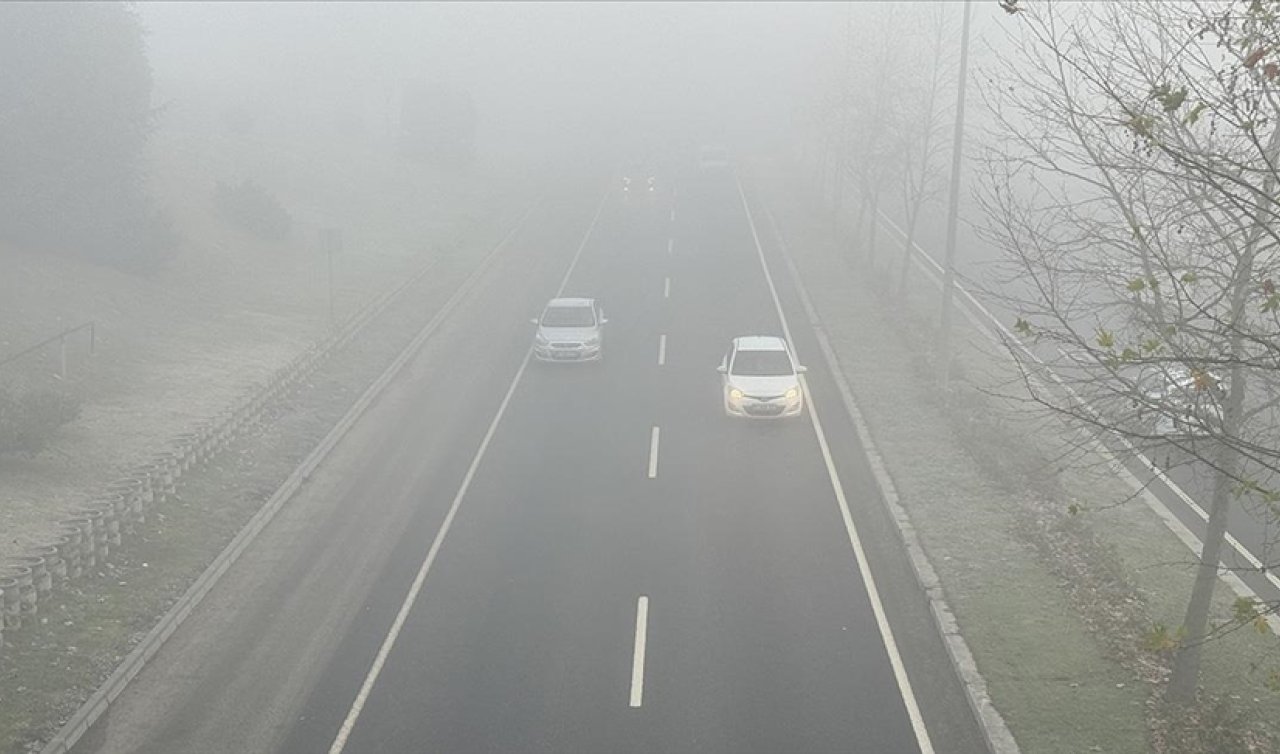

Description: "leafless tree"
893 3 958 300
977 0 1280 704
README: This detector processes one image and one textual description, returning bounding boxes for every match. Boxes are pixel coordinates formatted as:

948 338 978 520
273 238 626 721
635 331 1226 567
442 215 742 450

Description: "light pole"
322 227 342 329
937 0 973 393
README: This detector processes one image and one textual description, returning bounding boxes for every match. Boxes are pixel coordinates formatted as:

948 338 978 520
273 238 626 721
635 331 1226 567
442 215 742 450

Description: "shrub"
0 388 82 457
213 179 292 242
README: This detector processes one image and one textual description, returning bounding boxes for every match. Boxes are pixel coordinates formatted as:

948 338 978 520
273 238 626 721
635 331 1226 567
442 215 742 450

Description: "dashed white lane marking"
667 238 674 255
664 276 671 298
629 596 650 708
647 427 660 479
658 334 667 366
326 190 612 754
734 178 937 754
670 208 676 223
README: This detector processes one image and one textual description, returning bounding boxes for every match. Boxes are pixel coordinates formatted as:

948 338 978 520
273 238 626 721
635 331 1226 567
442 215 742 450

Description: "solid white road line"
658 334 667 366
735 179 937 754
327 190 612 754
664 276 671 298
648 426 661 479
630 596 650 708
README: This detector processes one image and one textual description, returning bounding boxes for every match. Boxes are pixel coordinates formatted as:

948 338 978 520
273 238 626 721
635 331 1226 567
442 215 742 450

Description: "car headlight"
583 335 600 345
535 333 549 345
729 388 744 401
785 387 799 401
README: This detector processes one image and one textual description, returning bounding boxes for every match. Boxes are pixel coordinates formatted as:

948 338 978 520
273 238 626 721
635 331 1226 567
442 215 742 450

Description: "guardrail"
834 173 1280 631
0 322 96 380
0 254 445 661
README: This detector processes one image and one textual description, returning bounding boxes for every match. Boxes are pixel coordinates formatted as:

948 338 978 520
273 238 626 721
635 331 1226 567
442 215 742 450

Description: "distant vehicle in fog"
718 336 806 418
621 162 658 199
532 297 607 362
697 145 731 172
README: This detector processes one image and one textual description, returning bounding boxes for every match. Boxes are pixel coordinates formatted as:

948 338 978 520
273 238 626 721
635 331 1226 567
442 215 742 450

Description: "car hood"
727 375 798 397
538 326 598 342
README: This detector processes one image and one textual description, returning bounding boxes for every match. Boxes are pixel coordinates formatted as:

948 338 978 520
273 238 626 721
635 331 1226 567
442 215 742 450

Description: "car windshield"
541 306 594 327
732 349 792 376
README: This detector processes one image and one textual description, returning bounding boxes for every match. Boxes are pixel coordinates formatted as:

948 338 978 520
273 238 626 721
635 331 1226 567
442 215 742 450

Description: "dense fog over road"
139 2 845 171
5 3 1280 754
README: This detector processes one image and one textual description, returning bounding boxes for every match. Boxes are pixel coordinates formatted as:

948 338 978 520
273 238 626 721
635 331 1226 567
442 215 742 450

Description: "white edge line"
647 426 660 479
872 205 1280 601
658 334 667 366
327 189 611 754
38 204 539 754
629 595 649 708
759 196 1021 754
735 179 937 754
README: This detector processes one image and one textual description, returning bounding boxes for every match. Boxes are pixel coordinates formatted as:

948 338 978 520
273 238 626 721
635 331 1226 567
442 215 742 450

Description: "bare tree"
978 0 1280 704
894 3 958 300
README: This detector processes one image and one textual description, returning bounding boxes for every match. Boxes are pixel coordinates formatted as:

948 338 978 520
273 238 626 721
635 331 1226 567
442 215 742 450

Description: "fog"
139 2 846 173
10 4 1280 754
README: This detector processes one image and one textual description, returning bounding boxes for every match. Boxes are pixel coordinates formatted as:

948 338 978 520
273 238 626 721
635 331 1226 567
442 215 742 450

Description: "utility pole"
323 228 342 329
937 0 972 393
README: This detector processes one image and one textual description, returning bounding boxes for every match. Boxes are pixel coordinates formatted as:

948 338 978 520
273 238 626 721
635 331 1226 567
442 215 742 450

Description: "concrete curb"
38 207 534 754
757 197 1021 754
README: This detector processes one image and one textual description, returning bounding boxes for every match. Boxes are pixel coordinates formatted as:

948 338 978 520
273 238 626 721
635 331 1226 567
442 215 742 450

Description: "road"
866 193 1280 616
71 172 986 754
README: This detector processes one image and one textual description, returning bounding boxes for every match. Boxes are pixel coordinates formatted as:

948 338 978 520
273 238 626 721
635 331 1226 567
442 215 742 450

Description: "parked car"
532 297 607 362
718 335 806 418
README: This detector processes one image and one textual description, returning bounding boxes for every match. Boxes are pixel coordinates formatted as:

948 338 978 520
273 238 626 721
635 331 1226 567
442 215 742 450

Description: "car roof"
545 297 594 308
733 335 787 352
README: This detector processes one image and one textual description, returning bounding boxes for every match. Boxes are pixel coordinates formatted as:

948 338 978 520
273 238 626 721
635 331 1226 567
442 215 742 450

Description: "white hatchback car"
532 297 606 362
718 336 806 418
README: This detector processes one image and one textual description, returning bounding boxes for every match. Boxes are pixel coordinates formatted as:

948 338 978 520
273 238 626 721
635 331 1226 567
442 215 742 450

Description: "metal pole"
937 0 973 392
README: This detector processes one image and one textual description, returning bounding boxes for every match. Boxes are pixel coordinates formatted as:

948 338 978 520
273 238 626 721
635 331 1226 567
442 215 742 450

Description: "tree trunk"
1167 435 1240 703
853 194 868 251
867 190 880 267
1167 124 1277 704
898 197 923 302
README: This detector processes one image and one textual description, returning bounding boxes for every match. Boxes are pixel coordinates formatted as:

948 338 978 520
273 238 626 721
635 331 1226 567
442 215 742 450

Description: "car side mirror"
717 365 727 374
796 365 808 374
530 318 540 325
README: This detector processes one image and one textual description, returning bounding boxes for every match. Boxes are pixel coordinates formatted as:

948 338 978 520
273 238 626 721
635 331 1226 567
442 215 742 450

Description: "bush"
213 179 292 242
0 388 82 457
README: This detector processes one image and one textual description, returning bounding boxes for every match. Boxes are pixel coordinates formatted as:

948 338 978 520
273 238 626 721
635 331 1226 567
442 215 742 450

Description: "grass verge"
759 166 1279 752
0 213 516 753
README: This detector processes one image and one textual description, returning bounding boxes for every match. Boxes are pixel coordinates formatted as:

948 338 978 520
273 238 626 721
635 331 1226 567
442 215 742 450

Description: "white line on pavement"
326 190 612 754
658 334 667 366
670 208 676 223
630 596 650 708
735 179 937 754
648 426 660 479
664 276 670 298
667 238 674 255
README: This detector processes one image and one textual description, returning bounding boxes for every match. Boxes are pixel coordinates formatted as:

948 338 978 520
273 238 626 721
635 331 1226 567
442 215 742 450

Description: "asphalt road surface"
72 172 987 754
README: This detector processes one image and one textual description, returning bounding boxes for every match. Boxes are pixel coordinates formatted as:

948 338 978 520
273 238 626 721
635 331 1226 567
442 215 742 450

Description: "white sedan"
718 336 806 418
